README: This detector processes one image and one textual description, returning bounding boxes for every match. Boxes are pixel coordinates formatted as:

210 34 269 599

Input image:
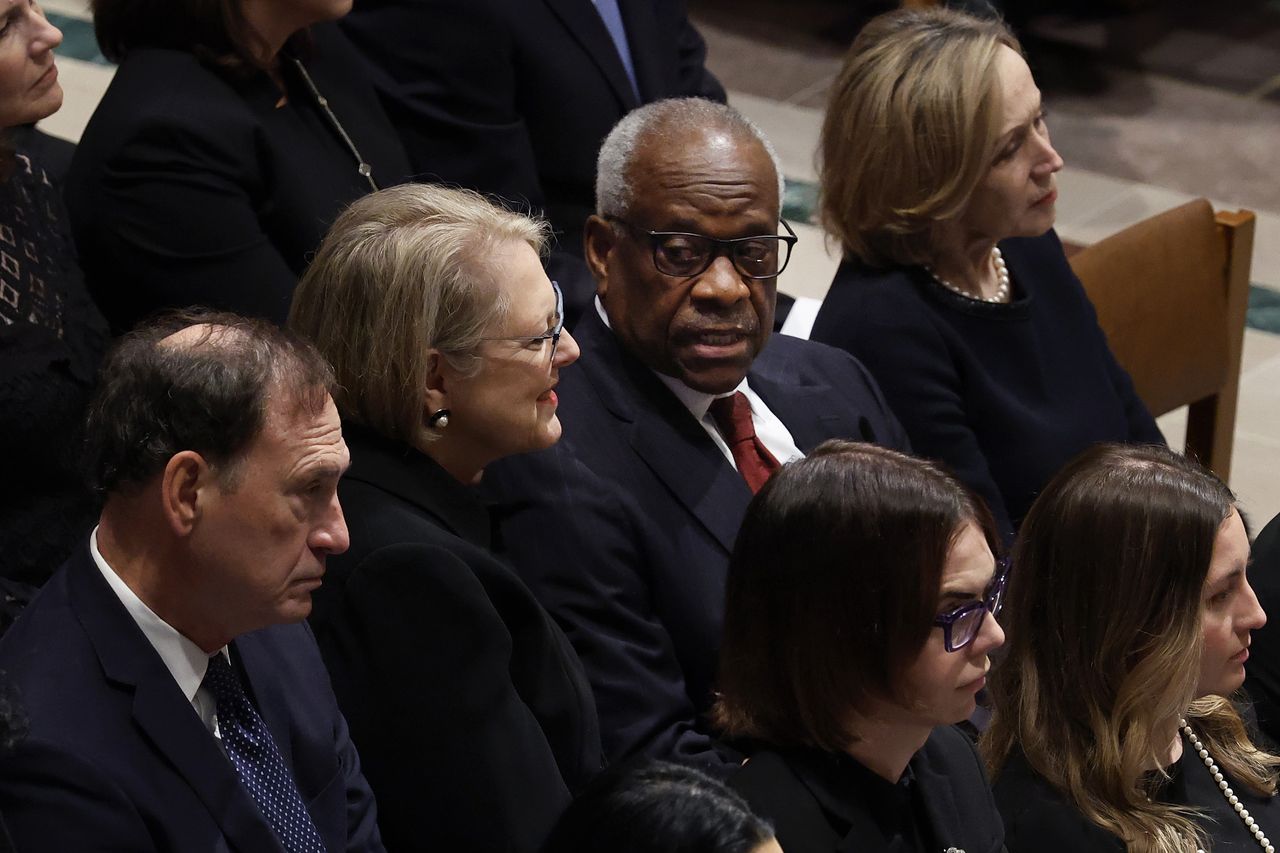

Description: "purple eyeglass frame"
933 556 1011 653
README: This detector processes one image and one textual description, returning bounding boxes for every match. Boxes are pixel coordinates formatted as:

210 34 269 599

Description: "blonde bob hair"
819 8 1021 267
983 444 1279 853
288 183 548 451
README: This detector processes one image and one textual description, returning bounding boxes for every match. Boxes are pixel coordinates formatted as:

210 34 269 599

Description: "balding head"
85 310 336 495
596 98 786 221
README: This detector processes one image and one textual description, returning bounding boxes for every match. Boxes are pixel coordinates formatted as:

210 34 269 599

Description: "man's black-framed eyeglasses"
933 556 1010 653
479 279 564 362
608 217 799 280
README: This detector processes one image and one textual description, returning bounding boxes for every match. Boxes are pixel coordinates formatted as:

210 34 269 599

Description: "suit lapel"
749 343 853 453
68 552 283 851
574 313 751 554
543 0 641 109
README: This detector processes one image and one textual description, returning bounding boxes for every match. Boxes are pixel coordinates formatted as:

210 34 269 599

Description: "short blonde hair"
819 8 1021 267
289 184 548 450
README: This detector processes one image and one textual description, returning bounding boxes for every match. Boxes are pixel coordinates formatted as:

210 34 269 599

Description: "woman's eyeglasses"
933 556 1010 653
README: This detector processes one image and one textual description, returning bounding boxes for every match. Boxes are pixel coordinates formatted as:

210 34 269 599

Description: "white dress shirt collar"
90 526 226 705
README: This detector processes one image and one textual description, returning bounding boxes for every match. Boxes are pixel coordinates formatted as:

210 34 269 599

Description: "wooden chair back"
1067 199 1255 481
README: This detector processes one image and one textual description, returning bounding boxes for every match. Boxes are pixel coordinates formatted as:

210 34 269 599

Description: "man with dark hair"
483 99 909 772
0 312 384 852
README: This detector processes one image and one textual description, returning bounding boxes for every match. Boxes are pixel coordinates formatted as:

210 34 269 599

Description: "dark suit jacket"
1245 511 1280 747
482 310 909 770
338 0 725 322
731 727 1005 853
310 426 603 853
65 23 410 332
0 546 383 852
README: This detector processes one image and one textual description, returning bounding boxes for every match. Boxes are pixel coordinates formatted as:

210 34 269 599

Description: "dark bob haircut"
91 0 305 67
83 308 335 496
541 761 774 853
713 440 998 753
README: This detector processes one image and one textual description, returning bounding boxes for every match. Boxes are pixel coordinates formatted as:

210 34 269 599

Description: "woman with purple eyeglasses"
713 440 1008 853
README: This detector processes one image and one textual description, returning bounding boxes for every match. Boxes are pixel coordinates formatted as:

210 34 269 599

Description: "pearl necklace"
1181 718 1275 853
925 247 1011 304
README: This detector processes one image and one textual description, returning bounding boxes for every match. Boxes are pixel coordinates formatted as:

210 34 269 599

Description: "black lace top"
0 139 108 586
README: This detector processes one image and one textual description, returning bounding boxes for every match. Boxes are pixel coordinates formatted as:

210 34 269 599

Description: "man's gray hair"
595 98 787 219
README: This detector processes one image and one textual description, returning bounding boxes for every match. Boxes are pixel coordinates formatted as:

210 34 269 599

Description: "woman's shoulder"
993 749 1125 852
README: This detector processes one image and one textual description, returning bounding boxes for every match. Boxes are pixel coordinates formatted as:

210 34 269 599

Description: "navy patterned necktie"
202 653 327 853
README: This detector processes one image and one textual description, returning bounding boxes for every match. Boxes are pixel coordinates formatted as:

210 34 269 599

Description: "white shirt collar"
90 526 225 703
594 294 742 422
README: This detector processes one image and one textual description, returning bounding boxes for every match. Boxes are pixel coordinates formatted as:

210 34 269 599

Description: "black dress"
997 742 1280 852
0 139 107 588
65 23 411 332
309 424 603 853
731 726 1005 853
810 230 1164 542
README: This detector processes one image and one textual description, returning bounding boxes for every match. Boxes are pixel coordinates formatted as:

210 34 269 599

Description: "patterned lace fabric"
0 143 108 586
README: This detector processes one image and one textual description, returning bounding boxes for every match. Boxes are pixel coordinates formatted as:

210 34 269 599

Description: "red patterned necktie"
709 391 781 494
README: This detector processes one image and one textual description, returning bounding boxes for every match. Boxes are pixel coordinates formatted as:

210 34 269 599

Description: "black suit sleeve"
71 110 298 326
1246 512 1280 746
340 1 541 209
488 450 734 772
323 541 574 853
673 4 726 101
0 739 158 851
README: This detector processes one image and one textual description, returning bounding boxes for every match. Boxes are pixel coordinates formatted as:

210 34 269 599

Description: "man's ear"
583 214 617 300
160 451 211 537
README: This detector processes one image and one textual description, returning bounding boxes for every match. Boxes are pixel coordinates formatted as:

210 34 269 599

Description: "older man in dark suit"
339 0 725 323
0 313 382 852
483 98 910 772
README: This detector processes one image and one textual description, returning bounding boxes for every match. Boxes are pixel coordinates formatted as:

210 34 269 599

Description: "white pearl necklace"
1181 718 1275 853
925 247 1011 304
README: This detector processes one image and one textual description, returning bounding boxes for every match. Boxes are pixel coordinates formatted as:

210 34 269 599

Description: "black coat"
310 426 602 853
995 743 1280 852
731 727 1005 853
0 547 383 852
338 0 725 322
482 310 908 770
1243 511 1280 746
810 231 1164 542
66 23 410 332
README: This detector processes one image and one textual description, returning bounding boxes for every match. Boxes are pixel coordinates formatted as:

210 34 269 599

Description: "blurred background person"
290 183 601 853
542 760 781 853
67 0 410 332
716 441 1007 853
985 444 1275 852
809 7 1162 543
339 0 725 325
1246 510 1280 746
0 0 108 588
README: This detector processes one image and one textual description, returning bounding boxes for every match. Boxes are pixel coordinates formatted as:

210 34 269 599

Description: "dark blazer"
338 0 725 321
482 310 909 770
810 231 1164 542
1244 511 1280 747
65 23 410 332
732 727 1005 853
0 547 383 852
310 426 603 853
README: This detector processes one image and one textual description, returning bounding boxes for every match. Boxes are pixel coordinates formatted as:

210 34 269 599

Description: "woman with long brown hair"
985 444 1276 852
